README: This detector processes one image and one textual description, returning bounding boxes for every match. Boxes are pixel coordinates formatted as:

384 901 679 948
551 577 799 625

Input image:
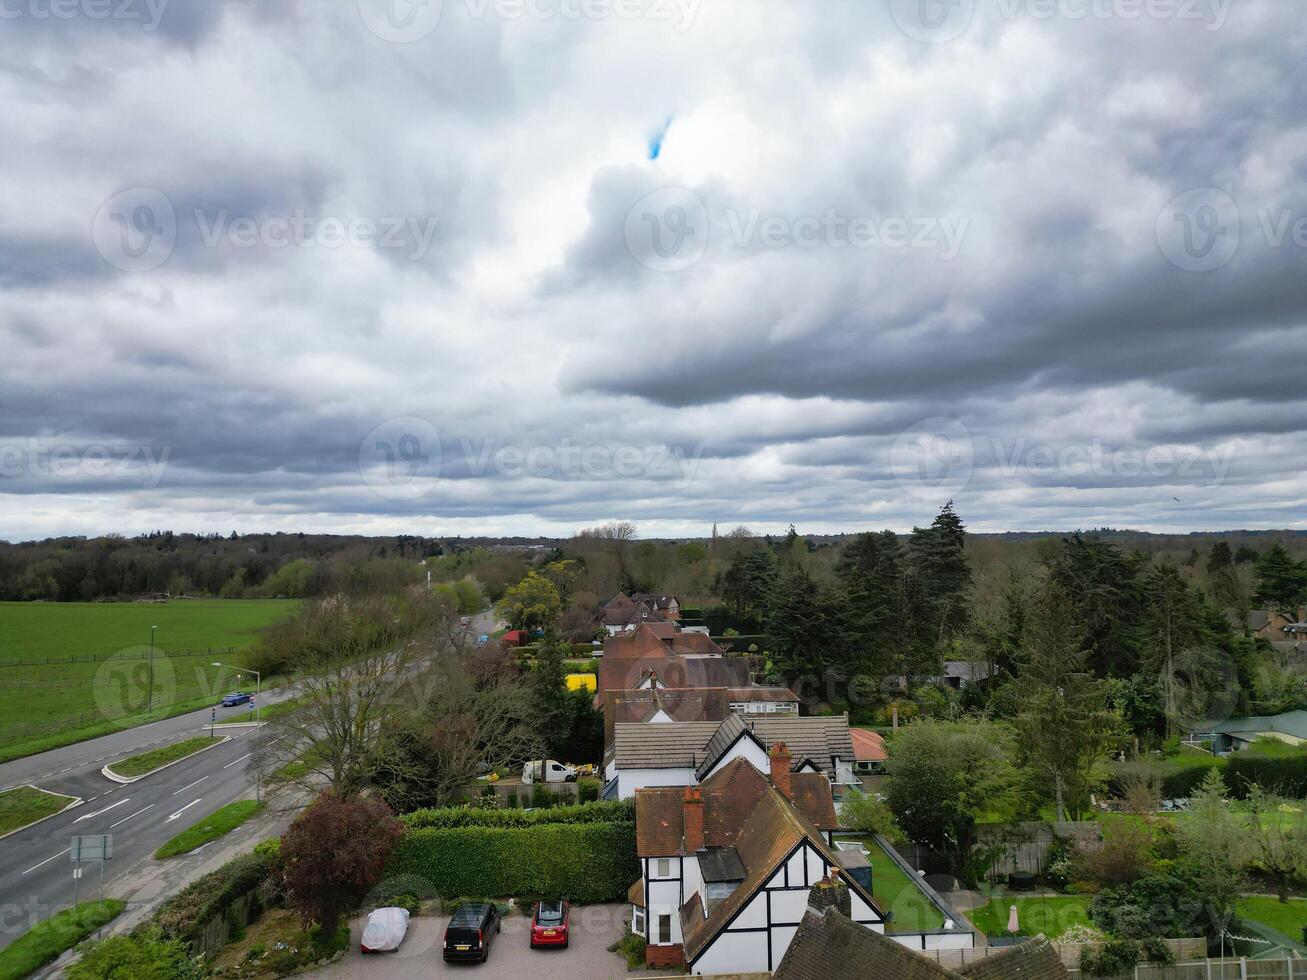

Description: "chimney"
807 870 851 918
769 742 793 799
683 785 704 853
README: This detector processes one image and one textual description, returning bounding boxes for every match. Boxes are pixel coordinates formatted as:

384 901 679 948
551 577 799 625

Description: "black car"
442 902 501 963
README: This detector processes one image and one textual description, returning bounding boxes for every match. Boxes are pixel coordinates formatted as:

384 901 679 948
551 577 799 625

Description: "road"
0 698 278 951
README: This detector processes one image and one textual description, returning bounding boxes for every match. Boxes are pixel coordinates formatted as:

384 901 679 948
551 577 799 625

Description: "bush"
579 781 600 803
1080 939 1141 977
400 799 632 830
147 852 274 949
68 929 201 980
1225 750 1307 799
609 931 647 970
1114 755 1227 799
253 837 282 859
388 821 638 902
0 900 125 980
1089 863 1208 940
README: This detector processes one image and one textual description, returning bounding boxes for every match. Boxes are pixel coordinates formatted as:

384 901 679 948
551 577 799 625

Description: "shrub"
253 837 282 860
400 799 632 829
1225 750 1307 799
0 900 126 980
608 931 647 970
1080 939 1141 977
1089 863 1208 940
68 930 201 980
388 821 638 902
1072 819 1154 888
1141 936 1175 965
147 852 274 949
579 781 600 803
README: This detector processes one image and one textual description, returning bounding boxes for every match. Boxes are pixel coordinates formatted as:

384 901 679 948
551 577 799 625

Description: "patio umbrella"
1007 905 1019 933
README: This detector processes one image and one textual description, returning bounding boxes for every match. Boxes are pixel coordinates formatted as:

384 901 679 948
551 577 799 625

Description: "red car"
529 900 569 949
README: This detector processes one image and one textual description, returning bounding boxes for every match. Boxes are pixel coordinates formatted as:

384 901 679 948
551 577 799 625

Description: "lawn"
155 800 265 858
0 599 296 764
107 735 221 778
1237 896 1307 940
836 837 949 933
0 899 124 980
966 895 1093 939
0 786 76 837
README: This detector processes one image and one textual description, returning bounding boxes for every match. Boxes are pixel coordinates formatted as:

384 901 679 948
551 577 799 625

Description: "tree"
1246 784 1307 903
836 531 909 677
1090 863 1209 940
1254 544 1307 611
68 931 202 980
1047 535 1145 678
883 719 1020 881
494 570 563 631
765 564 852 681
716 547 777 625
840 789 901 838
281 791 404 934
1016 581 1123 820
1175 768 1244 937
907 502 973 654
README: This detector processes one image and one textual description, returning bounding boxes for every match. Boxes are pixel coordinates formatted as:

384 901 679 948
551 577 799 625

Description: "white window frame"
632 907 646 937
655 858 671 878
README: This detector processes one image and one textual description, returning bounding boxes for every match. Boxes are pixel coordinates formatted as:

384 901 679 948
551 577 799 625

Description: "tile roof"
614 720 724 770
633 756 837 857
775 907 960 980
627 877 644 905
598 656 750 704
957 937 1068 980
850 727 888 762
727 686 799 703
604 688 732 744
612 714 854 775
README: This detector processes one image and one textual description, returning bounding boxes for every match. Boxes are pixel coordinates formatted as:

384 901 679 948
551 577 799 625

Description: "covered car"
360 907 410 953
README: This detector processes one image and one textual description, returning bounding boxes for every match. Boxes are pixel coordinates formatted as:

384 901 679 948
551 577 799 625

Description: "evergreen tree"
907 501 973 658
1047 534 1145 678
765 564 851 681
835 531 907 676
1254 544 1307 610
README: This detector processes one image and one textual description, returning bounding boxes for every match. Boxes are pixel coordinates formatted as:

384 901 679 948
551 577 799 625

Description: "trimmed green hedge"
1226 752 1307 799
1162 756 1227 798
146 851 274 949
400 799 631 830
387 821 638 902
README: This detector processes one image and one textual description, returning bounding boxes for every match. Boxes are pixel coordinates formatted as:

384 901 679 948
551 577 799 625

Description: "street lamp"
213 661 263 803
146 625 157 714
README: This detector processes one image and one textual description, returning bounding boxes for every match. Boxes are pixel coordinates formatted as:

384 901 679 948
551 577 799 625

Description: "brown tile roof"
613 720 724 770
850 727 888 762
634 757 836 857
627 877 644 906
613 714 854 775
602 601 667 628
774 908 962 980
727 686 799 703
604 688 733 744
598 656 750 705
680 786 884 962
957 937 1069 980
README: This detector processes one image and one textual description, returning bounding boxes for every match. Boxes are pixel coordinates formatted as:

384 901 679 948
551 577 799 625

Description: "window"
632 907 646 937
655 858 671 878
657 914 672 944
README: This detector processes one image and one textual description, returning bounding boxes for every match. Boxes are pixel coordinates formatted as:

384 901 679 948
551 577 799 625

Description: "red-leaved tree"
281 791 405 934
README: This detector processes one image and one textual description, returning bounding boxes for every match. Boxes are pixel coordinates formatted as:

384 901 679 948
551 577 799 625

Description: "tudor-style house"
629 742 887 974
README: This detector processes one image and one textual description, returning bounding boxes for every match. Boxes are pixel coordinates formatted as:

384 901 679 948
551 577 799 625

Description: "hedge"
1225 752 1307 799
145 851 274 949
400 799 632 830
1162 756 1227 798
387 821 638 902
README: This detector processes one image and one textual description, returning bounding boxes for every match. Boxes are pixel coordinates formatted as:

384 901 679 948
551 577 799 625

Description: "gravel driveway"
301 903 632 979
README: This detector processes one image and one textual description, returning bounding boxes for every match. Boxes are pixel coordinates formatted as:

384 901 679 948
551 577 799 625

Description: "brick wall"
645 943 686 969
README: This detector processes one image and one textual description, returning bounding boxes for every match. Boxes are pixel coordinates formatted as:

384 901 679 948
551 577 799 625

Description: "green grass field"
0 786 77 836
155 800 264 858
108 736 220 778
0 899 124 980
1237 896 1307 939
0 600 296 763
966 895 1093 938
833 836 947 933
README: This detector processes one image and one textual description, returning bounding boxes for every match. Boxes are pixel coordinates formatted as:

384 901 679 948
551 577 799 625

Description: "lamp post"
213 662 262 802
146 625 157 714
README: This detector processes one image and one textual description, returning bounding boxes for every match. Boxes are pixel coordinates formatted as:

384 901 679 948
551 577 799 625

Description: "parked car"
530 900 570 949
522 760 577 784
220 692 252 707
443 902 501 963
361 907 410 953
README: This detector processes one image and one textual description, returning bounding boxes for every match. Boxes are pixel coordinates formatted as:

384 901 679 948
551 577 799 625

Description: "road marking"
171 776 210 796
110 804 155 828
222 753 252 770
74 798 130 823
22 848 70 875
166 799 203 822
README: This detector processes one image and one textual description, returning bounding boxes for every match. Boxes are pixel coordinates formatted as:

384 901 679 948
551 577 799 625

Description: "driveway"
302 903 632 979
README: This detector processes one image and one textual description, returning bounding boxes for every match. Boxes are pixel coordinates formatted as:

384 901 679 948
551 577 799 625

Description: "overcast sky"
1 0 1304 541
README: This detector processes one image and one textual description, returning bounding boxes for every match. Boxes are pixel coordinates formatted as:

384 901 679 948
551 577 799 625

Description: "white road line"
110 804 155 829
171 776 209 796
166 799 203 822
222 753 252 770
73 798 131 823
22 848 70 875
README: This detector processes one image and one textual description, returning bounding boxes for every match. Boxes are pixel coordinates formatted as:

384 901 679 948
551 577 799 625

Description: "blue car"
221 692 252 707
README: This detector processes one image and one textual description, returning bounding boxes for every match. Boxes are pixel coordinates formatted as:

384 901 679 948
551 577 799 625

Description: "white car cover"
361 907 410 952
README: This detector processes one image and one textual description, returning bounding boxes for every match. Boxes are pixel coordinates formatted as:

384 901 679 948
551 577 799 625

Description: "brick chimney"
808 869 851 918
769 742 793 799
683 785 704 853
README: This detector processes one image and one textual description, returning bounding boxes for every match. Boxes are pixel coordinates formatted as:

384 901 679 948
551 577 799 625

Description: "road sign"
71 835 113 862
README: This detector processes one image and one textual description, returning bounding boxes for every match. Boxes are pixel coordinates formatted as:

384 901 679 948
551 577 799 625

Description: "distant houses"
1190 709 1307 754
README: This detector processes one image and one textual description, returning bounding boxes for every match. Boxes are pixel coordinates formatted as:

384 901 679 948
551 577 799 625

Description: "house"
500 629 527 648
942 661 990 690
603 600 669 635
604 712 859 800
596 634 749 707
630 743 887 973
774 901 1066 980
1191 709 1307 753
630 592 682 620
603 686 799 745
604 623 725 659
849 727 888 777
1238 609 1301 641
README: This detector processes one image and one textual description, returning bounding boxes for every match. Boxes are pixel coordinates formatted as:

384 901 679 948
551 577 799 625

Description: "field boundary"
0 784 84 841
0 646 240 669
102 736 230 784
